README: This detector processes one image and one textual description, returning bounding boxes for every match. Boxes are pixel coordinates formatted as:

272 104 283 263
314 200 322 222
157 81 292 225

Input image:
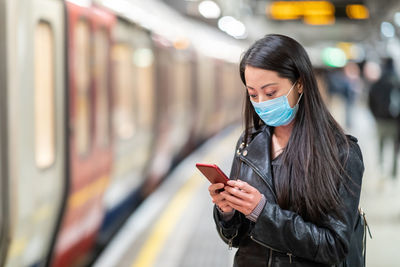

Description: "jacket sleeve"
213 133 251 247
250 140 364 265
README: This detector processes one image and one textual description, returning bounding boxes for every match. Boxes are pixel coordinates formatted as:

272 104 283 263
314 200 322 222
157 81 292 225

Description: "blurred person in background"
326 64 359 129
208 34 366 267
368 57 400 180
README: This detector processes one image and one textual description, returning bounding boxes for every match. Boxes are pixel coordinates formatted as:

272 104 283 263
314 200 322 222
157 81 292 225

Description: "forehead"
244 66 282 85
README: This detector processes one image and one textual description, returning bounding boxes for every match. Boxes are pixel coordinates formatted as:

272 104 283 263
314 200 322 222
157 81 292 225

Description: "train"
0 0 245 266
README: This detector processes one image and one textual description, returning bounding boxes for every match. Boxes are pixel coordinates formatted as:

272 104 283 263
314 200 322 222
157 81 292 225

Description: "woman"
208 34 366 267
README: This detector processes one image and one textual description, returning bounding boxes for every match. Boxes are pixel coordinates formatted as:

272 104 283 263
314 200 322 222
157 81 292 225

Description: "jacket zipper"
251 235 295 264
228 231 237 250
268 249 273 267
250 235 285 253
359 207 372 261
219 225 238 250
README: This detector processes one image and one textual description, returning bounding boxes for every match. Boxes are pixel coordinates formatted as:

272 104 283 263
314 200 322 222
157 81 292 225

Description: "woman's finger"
218 201 231 209
212 193 226 203
227 180 255 193
208 183 225 195
219 202 229 209
218 203 234 213
221 191 247 207
224 186 250 201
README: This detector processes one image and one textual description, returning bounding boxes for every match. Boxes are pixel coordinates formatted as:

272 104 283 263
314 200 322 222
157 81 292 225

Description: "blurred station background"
0 0 399 266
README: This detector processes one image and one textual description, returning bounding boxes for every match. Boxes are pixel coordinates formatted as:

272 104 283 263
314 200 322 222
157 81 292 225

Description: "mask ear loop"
285 81 297 97
286 81 303 106
296 92 303 105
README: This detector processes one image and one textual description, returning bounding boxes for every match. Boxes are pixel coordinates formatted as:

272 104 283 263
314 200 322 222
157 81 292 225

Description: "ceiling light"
381 22 395 38
218 16 247 39
322 47 347 68
198 1 221 19
346 4 369 20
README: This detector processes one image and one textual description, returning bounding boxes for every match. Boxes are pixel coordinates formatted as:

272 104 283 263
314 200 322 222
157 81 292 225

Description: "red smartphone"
196 163 229 185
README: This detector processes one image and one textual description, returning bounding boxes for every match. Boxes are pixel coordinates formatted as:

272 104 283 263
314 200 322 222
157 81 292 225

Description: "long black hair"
239 34 350 223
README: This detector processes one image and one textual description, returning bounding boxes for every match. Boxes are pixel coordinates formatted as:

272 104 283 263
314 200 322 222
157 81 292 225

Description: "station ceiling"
162 0 400 45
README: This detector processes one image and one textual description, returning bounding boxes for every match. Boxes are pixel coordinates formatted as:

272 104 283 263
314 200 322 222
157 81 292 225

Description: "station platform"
93 125 240 267
94 100 400 267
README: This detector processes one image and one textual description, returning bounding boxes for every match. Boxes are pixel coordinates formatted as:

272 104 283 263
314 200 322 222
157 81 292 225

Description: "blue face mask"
250 82 303 127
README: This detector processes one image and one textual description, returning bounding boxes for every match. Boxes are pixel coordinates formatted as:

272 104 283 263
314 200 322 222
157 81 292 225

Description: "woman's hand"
222 180 262 216
208 183 234 213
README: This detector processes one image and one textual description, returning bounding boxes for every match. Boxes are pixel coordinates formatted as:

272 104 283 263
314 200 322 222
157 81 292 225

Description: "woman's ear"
297 81 304 94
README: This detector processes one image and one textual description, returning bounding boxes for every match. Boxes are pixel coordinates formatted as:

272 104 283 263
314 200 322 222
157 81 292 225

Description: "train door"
142 35 194 194
91 6 115 246
91 6 114 177
100 19 136 245
141 36 173 194
132 27 156 171
49 2 115 266
2 0 66 266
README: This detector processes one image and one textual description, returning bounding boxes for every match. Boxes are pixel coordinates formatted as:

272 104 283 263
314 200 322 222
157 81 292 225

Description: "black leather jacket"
214 125 366 267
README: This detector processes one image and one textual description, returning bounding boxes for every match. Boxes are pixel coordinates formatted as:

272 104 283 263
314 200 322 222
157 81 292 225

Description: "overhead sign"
267 1 369 25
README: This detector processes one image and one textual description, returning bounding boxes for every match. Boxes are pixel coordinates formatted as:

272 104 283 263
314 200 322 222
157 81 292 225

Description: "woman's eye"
266 91 276 97
250 94 257 99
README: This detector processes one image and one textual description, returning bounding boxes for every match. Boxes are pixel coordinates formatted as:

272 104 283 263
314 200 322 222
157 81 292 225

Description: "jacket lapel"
239 126 276 200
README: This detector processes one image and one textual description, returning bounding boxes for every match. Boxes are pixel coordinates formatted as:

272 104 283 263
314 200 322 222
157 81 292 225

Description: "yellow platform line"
131 174 205 267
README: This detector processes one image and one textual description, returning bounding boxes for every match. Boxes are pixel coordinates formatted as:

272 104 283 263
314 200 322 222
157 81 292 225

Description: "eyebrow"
246 83 278 90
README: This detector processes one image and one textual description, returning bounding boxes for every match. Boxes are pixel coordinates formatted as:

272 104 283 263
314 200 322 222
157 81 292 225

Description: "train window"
75 19 91 156
112 44 135 140
133 47 154 129
93 28 110 147
34 21 55 169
